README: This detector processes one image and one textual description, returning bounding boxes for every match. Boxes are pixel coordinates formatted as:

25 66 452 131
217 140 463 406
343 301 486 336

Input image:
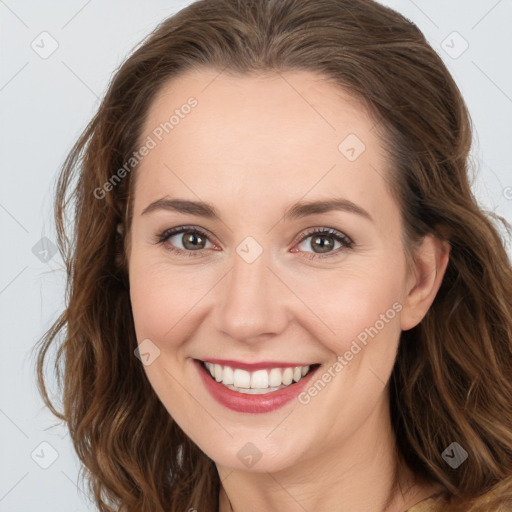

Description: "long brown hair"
35 0 512 510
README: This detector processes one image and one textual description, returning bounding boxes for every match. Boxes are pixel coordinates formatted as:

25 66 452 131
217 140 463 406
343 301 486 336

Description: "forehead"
132 68 393 224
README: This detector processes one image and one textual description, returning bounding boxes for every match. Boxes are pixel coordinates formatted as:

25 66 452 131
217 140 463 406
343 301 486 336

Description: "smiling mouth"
199 360 319 395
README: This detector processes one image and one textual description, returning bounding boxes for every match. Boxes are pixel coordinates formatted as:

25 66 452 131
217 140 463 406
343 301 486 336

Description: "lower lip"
195 360 319 414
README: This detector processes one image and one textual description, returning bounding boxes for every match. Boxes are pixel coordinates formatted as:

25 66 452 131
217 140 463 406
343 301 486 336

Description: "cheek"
128 257 207 419
285 257 407 360
128 255 214 352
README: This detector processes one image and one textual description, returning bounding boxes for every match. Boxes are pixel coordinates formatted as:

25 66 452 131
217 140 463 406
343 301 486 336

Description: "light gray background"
1 1 511 510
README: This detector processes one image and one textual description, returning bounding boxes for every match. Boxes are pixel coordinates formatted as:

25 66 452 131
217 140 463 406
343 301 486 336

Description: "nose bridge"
213 242 288 342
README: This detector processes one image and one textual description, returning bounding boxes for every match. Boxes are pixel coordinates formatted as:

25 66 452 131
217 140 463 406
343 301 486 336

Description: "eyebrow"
141 197 373 222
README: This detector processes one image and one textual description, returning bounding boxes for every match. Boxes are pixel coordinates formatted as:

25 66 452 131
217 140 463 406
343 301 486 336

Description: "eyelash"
155 225 354 260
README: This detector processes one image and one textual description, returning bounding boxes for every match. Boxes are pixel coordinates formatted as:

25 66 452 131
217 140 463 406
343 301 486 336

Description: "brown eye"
157 226 214 256
294 228 354 259
308 234 336 253
180 231 207 250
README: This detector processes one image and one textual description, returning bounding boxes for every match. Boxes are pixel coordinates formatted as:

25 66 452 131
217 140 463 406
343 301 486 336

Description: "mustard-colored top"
407 494 446 512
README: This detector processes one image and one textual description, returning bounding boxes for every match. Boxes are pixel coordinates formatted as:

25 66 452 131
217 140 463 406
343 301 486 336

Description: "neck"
217 395 442 512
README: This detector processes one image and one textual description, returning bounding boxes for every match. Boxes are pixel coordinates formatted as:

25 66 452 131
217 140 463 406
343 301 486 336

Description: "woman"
36 0 512 510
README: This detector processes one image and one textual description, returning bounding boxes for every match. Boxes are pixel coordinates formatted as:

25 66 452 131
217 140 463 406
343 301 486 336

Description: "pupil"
312 235 333 253
183 232 204 250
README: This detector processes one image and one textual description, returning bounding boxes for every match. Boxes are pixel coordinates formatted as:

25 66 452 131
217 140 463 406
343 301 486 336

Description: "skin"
127 69 449 511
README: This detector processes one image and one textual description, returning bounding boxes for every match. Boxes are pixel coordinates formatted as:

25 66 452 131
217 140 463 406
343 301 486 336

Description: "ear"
400 234 451 331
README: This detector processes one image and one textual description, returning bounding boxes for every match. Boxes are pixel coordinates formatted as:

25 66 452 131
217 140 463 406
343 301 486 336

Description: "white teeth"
222 365 234 385
251 369 268 388
232 386 281 394
282 367 293 386
202 361 313 393
268 368 282 387
214 364 223 382
233 369 251 388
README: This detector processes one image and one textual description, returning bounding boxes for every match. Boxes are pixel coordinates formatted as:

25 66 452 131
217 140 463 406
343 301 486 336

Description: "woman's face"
128 69 429 472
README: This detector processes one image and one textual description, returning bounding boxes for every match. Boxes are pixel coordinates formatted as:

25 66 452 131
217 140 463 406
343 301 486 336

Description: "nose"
212 247 291 343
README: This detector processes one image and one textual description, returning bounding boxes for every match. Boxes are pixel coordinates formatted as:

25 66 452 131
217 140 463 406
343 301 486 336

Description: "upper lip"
199 358 317 371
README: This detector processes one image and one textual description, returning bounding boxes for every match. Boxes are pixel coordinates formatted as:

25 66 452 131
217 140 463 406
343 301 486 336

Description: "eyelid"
157 225 213 244
293 226 353 246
